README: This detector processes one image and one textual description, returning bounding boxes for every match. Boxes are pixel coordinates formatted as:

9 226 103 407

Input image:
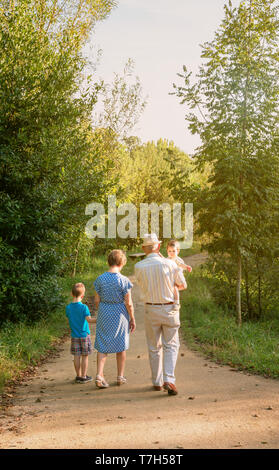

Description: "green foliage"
180 269 279 378
77 137 197 256
0 255 109 392
113 138 194 248
0 0 115 324
173 0 279 322
95 59 147 140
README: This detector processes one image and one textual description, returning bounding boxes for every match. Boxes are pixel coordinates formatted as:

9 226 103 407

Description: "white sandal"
95 375 109 389
117 376 127 386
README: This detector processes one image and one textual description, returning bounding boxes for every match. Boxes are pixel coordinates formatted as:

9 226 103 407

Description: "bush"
180 269 279 378
0 239 63 325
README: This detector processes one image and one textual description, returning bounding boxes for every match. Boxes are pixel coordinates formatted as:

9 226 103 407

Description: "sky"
87 0 234 155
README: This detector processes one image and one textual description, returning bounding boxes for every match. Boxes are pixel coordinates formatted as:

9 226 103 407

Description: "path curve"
1 253 279 449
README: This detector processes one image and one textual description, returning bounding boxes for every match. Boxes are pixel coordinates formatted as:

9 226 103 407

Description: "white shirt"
134 253 187 304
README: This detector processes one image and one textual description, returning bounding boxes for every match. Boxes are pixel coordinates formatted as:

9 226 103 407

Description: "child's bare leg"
74 356 81 377
81 355 89 378
116 351 126 377
97 352 107 377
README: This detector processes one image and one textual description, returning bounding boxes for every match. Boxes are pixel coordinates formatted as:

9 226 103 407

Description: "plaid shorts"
70 335 92 356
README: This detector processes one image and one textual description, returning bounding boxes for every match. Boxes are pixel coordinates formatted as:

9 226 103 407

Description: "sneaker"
77 375 93 383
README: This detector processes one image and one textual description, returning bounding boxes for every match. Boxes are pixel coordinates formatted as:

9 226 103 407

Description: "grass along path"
0 257 109 395
1 244 278 400
0 246 198 395
1 253 279 448
180 257 279 380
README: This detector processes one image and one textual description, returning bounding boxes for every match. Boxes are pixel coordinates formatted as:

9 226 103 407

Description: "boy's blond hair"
72 282 85 297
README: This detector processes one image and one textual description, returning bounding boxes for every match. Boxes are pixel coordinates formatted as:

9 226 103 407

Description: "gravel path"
1 253 279 449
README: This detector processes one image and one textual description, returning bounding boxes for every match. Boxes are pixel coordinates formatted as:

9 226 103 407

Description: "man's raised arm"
174 267 187 291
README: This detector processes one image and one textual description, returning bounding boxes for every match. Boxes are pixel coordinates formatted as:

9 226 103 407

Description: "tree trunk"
258 273 262 317
256 258 262 318
236 252 242 326
244 262 252 318
72 235 81 278
236 0 252 327
236 4 252 328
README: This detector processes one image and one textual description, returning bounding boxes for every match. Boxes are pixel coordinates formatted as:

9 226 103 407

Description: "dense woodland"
0 0 279 327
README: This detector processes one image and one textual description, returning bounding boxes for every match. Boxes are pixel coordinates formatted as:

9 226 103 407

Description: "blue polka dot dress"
93 272 133 354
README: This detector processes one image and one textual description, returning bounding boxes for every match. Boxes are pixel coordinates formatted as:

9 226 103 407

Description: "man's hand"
175 282 187 291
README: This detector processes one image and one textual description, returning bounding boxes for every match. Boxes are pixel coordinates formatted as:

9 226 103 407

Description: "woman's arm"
124 290 136 333
94 292 101 311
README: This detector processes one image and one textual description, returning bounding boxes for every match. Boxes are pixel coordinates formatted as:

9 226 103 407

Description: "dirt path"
1 253 279 449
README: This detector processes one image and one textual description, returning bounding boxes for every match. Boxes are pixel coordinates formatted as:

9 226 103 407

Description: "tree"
3 0 116 45
0 0 115 323
113 139 193 246
94 59 147 140
56 54 147 272
173 0 279 325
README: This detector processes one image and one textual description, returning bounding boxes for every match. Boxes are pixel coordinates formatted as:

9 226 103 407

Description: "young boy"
167 240 192 308
66 282 96 383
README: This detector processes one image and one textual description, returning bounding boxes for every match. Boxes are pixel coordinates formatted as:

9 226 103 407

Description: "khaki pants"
144 304 180 386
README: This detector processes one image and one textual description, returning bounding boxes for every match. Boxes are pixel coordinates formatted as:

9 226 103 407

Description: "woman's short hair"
107 249 127 267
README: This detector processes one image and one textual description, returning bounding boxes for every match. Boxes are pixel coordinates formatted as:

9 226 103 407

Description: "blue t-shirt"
66 302 91 338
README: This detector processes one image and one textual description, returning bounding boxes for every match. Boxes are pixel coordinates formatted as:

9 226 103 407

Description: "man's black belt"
145 302 174 305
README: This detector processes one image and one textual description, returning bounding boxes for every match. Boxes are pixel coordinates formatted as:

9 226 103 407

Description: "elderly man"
134 233 187 395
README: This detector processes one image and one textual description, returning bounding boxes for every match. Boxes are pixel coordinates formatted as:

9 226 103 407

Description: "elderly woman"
93 249 136 389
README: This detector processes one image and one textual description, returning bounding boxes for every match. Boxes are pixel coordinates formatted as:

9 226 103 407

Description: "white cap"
142 233 162 247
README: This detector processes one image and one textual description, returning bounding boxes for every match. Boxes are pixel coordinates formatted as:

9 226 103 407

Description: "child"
167 240 192 307
93 250 135 389
66 282 96 383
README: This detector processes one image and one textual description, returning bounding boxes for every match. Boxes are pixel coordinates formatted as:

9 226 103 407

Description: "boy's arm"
84 304 97 324
86 316 96 324
176 259 192 272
